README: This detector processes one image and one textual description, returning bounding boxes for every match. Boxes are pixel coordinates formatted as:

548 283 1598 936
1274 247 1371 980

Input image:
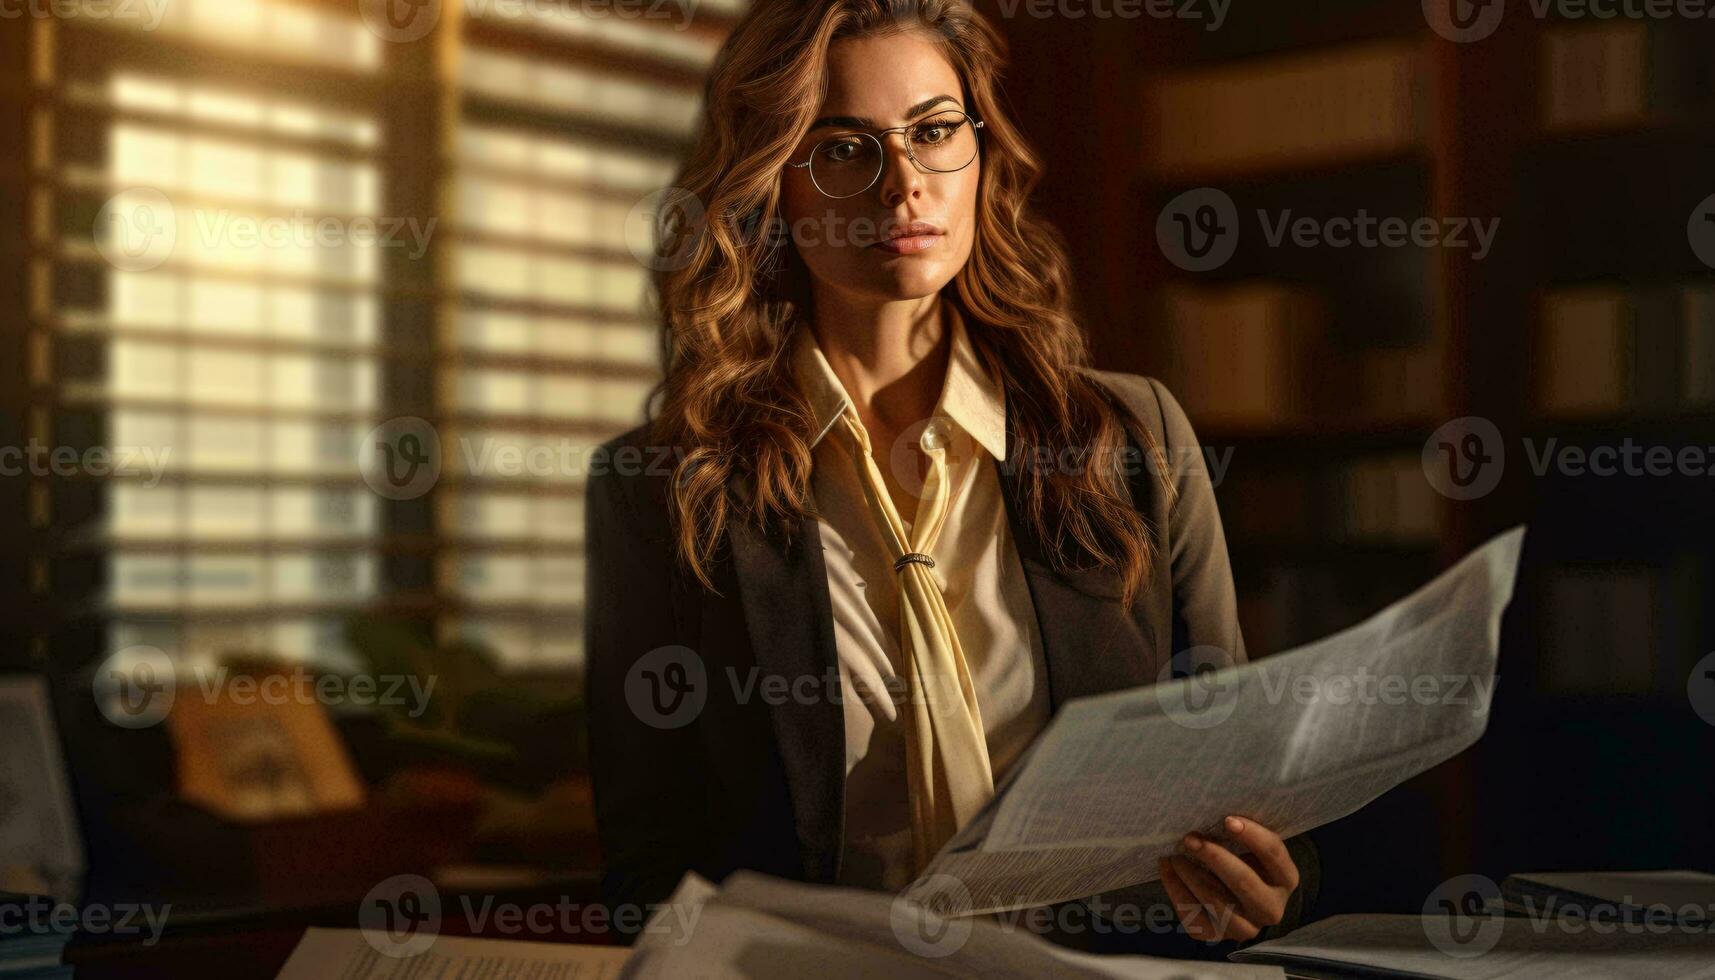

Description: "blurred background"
0 0 1712 965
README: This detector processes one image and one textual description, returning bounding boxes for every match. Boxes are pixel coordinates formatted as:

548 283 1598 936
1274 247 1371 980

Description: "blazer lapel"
722 489 846 884
993 425 1161 709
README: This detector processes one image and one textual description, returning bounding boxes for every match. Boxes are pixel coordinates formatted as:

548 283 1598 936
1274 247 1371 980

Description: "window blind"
24 0 744 676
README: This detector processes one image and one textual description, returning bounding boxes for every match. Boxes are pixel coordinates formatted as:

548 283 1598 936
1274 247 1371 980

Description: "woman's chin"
852 263 956 301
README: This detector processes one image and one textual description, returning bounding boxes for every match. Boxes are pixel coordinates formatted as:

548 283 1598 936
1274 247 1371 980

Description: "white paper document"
903 527 1527 917
623 870 1283 980
1227 913 1715 978
275 927 630 979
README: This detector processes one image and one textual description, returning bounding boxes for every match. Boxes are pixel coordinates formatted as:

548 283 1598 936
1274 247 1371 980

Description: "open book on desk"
903 527 1527 917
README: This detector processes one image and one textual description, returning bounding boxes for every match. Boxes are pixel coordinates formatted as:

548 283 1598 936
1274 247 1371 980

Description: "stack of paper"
904 527 1527 916
624 871 1281 980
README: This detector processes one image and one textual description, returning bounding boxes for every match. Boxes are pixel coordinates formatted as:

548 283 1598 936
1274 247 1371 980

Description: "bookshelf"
995 3 1715 914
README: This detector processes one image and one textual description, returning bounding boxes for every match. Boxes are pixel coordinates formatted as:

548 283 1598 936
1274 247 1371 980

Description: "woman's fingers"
1159 857 1218 942
1182 833 1285 926
1168 855 1259 941
1222 816 1300 891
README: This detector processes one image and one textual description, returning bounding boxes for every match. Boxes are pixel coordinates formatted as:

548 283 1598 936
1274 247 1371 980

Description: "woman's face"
781 31 980 307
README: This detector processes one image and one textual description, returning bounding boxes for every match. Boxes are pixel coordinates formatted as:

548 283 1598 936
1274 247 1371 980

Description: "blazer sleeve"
583 455 710 925
1144 377 1247 669
1050 375 1320 953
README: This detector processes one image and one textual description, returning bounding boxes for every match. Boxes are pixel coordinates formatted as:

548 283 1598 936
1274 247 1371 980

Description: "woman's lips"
871 233 942 255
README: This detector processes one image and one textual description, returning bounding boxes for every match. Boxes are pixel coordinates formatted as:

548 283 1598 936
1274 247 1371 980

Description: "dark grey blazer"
583 372 1318 955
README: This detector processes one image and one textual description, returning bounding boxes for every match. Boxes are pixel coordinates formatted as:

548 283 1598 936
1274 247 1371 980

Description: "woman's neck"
807 290 951 438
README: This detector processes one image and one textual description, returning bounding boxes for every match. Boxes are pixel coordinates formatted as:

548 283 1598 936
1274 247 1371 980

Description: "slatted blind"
444 2 734 670
41 1 386 673
24 0 744 675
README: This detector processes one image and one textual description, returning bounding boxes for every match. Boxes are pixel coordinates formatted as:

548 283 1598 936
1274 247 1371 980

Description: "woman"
585 0 1316 956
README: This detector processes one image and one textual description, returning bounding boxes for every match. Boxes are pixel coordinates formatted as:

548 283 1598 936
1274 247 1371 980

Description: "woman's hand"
1158 815 1299 943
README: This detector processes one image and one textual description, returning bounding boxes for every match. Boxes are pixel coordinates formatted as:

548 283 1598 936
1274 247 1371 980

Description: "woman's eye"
820 139 863 162
913 119 962 145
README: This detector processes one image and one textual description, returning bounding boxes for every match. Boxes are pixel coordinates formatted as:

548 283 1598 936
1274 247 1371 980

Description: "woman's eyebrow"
808 94 961 132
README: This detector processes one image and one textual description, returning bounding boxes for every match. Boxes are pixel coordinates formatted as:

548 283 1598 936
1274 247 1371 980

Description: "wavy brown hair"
646 0 1166 605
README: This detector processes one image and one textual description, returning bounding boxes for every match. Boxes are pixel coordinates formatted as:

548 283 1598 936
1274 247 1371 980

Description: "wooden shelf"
1001 5 1715 909
1191 419 1437 452
1533 113 1715 150
1142 146 1434 189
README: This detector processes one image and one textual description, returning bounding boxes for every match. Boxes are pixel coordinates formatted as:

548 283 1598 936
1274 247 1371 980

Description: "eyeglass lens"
808 111 979 198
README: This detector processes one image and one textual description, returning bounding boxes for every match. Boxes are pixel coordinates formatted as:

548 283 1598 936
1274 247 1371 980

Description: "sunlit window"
50 7 386 671
39 0 743 676
445 7 713 669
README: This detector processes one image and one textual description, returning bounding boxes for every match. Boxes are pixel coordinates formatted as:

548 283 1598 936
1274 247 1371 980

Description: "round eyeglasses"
786 110 984 200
